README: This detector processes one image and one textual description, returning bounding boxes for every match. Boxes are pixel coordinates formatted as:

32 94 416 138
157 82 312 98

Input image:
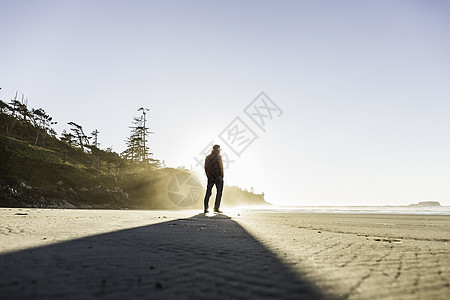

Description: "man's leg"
204 179 214 212
214 177 224 211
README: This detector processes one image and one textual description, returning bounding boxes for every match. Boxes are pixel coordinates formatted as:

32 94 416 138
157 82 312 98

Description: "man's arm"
204 156 210 177
218 155 224 178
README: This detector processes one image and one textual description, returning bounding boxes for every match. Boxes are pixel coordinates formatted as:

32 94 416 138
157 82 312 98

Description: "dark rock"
408 201 441 207
0 178 8 187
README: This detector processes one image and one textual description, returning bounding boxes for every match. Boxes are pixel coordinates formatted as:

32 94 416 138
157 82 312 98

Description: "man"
203 144 224 213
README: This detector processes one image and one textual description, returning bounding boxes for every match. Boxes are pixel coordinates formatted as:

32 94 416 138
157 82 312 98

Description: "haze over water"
253 205 450 216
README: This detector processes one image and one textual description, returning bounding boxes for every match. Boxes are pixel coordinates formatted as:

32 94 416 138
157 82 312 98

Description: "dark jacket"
204 149 224 179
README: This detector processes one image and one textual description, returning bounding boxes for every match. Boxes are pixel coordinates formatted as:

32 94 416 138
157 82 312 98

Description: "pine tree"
60 129 77 147
122 108 153 162
91 129 100 148
5 92 26 135
67 122 90 151
31 108 57 146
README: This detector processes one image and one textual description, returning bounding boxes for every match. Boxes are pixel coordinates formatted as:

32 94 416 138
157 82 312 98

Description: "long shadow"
0 213 336 299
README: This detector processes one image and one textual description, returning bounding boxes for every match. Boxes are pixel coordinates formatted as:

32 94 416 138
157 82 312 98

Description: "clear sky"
1 0 449 206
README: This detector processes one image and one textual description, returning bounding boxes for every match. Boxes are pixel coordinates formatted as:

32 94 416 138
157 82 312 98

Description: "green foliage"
222 186 269 207
0 135 99 188
122 108 152 162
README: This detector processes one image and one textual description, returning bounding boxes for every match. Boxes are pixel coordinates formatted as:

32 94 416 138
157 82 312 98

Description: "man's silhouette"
203 144 224 213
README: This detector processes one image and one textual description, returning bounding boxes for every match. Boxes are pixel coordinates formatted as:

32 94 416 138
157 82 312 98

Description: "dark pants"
204 177 223 211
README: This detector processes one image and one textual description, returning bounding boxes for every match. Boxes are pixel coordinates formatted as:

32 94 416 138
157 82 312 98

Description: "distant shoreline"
249 205 450 216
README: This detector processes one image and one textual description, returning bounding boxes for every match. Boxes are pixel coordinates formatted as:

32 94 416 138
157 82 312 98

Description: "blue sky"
1 0 449 206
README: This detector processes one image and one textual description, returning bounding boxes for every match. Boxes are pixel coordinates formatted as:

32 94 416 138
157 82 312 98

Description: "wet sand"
0 208 449 299
237 212 450 299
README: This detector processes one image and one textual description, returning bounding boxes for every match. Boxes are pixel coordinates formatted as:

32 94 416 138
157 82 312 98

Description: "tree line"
0 91 158 171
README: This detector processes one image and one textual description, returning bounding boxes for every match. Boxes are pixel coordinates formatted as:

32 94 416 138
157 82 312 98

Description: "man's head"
213 144 221 151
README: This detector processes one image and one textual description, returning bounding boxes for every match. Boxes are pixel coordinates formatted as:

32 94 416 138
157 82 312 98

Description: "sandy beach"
0 208 449 299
